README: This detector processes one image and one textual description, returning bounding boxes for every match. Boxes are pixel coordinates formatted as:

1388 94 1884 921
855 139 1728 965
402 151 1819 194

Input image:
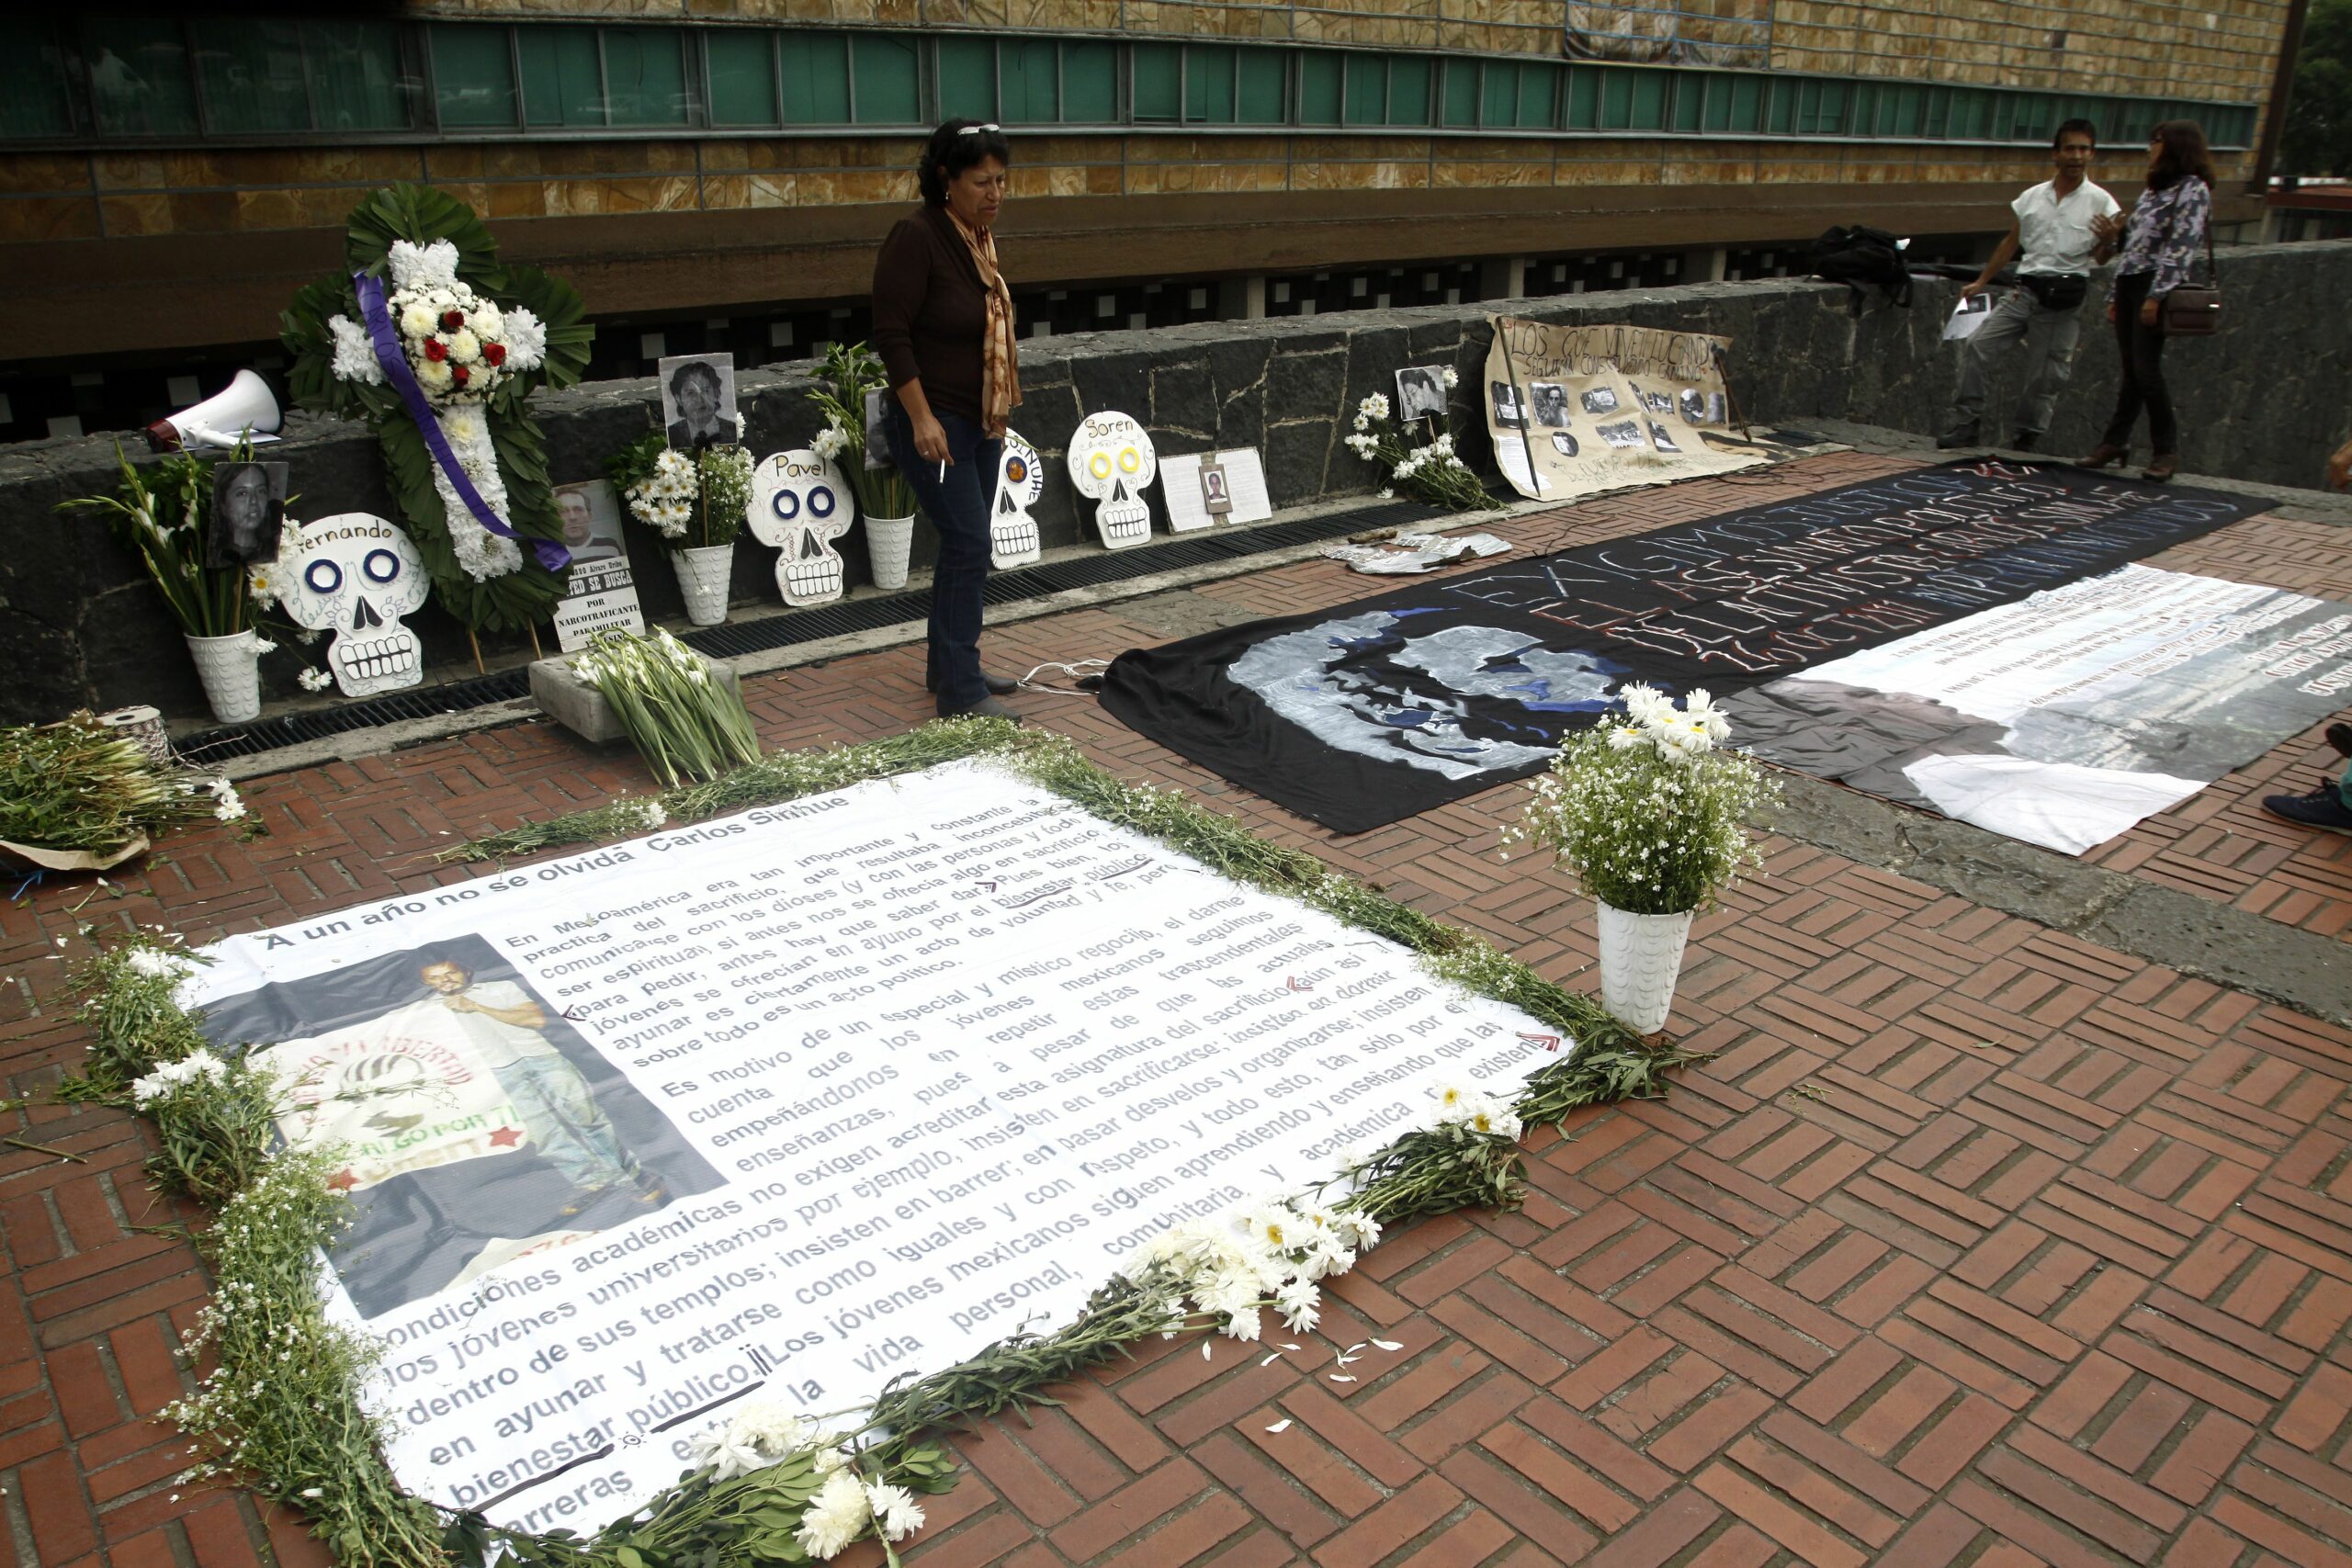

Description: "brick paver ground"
3 452 2349 1567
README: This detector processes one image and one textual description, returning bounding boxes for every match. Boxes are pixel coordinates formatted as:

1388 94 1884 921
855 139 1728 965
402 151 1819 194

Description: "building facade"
0 2 2294 440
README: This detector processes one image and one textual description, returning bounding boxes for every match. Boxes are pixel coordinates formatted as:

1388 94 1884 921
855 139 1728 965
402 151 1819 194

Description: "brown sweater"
871 205 990 425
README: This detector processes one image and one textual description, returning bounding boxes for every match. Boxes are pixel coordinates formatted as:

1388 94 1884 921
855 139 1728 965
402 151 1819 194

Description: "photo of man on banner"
201 935 722 1317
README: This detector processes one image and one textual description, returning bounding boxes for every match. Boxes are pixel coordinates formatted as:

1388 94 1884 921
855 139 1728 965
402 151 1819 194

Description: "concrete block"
529 653 741 746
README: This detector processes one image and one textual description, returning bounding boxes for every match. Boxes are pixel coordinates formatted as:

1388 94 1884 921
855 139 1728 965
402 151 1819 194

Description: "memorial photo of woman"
206 460 286 569
873 119 1025 720
2082 120 2212 483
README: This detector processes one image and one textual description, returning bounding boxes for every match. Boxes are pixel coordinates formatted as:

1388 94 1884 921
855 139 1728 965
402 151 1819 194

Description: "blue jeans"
885 403 1001 713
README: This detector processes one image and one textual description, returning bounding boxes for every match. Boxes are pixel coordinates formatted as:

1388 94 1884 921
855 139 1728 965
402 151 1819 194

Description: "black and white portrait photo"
1489 380 1526 430
1394 366 1447 423
660 353 740 451
1580 386 1621 415
206 460 288 569
1528 382 1570 428
552 479 627 567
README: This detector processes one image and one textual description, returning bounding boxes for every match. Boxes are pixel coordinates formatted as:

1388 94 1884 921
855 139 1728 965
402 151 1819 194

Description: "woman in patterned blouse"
2081 121 2213 483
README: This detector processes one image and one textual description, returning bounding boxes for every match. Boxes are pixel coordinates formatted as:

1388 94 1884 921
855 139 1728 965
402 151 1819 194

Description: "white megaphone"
144 369 283 452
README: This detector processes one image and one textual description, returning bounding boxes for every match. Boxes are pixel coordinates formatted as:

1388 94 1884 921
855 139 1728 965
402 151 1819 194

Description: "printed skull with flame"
1066 412 1157 549
275 513 429 695
749 448 854 605
991 428 1045 570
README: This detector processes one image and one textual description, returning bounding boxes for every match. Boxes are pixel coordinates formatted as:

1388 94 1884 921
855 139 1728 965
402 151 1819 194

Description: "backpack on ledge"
1808 225 1912 310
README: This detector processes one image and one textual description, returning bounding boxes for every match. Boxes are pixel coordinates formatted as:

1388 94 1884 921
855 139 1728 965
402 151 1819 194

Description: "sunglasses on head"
958 123 1001 134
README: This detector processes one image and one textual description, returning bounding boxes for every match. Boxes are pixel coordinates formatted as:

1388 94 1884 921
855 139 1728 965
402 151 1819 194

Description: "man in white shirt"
1939 120 2122 452
421 958 659 1213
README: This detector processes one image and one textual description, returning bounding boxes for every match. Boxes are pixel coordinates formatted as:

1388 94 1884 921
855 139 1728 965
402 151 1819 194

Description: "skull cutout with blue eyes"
275 513 429 696
991 428 1044 570
1066 412 1157 550
749 449 854 605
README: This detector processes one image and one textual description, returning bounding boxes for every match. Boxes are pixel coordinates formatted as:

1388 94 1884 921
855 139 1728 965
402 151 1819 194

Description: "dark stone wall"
5 238 2346 726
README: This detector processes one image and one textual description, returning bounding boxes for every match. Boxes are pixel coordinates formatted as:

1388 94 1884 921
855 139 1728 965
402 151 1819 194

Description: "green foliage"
0 716 241 855
60 444 254 637
2282 0 2352 177
805 343 915 519
279 183 589 633
571 629 761 787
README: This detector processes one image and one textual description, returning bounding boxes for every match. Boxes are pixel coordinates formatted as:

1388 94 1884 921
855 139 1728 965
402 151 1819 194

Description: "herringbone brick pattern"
0 453 2346 1566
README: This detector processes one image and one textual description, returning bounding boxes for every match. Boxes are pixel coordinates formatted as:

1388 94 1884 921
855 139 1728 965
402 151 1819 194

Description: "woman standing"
2081 120 2213 482
872 119 1023 719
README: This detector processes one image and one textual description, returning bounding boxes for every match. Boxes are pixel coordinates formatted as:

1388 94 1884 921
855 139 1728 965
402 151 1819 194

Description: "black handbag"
2161 216 2222 336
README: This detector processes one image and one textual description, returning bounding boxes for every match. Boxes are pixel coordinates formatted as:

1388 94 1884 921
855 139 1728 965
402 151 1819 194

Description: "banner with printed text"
187 762 1568 1534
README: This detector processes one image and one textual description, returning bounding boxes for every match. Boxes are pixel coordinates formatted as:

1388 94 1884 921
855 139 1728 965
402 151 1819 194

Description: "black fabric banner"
1099 460 2266 834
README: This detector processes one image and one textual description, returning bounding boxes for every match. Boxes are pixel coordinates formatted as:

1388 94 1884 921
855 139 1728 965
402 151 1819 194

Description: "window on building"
707 31 778 126
431 25 517 130
937 36 995 121
194 18 310 134
1063 40 1117 121
1132 42 1179 123
850 35 920 123
0 21 74 138
780 32 850 124
1002 39 1058 123
519 27 601 128
307 20 410 132
1238 48 1285 122
1297 51 1341 126
86 16 200 136
1187 44 1237 123
605 28 687 126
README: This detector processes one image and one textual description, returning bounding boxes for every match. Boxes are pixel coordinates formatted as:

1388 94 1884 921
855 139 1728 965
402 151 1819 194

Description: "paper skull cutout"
749 449 854 605
991 428 1045 570
1066 412 1157 550
274 513 428 696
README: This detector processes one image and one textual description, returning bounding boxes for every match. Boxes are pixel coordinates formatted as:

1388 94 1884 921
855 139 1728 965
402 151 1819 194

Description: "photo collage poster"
1481 318 1770 502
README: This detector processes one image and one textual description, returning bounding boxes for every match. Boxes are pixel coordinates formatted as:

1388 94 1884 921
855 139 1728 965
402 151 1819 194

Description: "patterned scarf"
946 208 1022 437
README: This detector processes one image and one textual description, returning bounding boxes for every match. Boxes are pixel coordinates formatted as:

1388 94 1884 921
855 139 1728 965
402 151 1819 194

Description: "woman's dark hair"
670 359 721 400
2146 120 2214 190
919 118 1012 205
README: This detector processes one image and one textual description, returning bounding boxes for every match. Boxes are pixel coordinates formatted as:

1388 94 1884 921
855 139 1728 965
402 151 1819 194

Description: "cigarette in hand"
937 458 947 481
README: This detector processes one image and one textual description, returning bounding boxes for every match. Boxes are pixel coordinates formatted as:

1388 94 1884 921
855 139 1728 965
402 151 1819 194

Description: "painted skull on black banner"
275 513 429 696
1229 609 1632 778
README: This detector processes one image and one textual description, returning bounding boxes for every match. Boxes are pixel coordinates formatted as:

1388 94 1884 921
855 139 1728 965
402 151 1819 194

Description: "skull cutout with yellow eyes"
274 513 429 696
991 428 1044 570
748 449 854 606
1066 412 1157 550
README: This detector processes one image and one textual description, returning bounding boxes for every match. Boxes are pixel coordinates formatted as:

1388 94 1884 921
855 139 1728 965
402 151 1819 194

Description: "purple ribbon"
353 271 570 574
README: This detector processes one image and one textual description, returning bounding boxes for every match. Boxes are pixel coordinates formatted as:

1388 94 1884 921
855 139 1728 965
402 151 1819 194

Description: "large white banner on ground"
188 761 1564 1534
1723 564 2352 853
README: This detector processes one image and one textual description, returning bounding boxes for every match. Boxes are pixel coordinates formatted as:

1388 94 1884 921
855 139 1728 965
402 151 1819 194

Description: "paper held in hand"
1943 293 1994 341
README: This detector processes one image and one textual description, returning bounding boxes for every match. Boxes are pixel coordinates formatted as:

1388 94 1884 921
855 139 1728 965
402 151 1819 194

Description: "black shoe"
1936 423 1982 450
2009 431 2039 452
2262 784 2352 836
2327 722 2352 759
925 672 1019 696
939 694 1022 722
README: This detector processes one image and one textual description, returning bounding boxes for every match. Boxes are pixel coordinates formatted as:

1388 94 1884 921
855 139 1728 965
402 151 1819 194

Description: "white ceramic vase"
865 513 915 592
185 629 261 724
670 544 735 626
1596 900 1695 1035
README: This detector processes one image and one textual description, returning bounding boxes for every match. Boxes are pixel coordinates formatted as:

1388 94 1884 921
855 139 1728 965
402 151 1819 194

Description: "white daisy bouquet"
606 432 752 550
1501 683 1778 915
1344 375 1489 513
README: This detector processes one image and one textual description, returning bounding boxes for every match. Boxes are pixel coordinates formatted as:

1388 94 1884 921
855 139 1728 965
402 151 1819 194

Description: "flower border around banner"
63 723 1705 1568
281 186 594 634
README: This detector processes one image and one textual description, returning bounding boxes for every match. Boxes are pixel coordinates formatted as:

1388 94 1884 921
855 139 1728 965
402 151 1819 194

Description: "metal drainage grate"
175 497 1438 761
